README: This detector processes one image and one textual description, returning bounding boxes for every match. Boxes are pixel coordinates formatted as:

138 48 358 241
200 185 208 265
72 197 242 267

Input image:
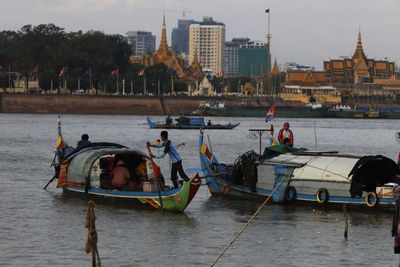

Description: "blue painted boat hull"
147 117 239 130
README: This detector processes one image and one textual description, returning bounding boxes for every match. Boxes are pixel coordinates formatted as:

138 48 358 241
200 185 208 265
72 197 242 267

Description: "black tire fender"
316 188 329 204
284 186 297 202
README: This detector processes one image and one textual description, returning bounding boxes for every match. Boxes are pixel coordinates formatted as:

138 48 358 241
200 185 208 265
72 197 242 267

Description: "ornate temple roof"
157 15 171 57
154 15 185 78
189 49 203 78
352 31 367 64
287 71 328 87
271 58 280 75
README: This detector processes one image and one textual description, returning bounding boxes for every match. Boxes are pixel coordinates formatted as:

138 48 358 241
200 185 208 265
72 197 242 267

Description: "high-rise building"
238 41 270 77
171 19 199 55
126 31 156 56
223 38 250 77
189 17 225 74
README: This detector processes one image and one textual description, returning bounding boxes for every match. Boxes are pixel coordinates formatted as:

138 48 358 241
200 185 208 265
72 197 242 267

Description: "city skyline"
1 0 399 70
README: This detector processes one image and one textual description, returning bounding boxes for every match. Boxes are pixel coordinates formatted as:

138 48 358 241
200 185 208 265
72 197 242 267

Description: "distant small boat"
50 117 201 212
146 116 239 130
199 130 399 208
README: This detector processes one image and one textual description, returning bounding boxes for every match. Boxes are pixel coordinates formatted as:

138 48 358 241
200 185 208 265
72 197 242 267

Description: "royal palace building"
323 32 396 85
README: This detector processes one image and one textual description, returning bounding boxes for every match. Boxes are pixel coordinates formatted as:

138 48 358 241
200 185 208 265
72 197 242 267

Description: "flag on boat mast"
265 104 275 122
55 115 66 150
58 67 65 77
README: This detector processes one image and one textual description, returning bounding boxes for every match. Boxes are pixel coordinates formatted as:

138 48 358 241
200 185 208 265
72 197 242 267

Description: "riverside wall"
0 94 313 115
0 94 219 115
2 94 396 115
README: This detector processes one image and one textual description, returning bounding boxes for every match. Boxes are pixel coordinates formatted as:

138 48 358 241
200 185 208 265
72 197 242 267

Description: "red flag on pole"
30 66 38 76
265 104 275 122
111 68 118 76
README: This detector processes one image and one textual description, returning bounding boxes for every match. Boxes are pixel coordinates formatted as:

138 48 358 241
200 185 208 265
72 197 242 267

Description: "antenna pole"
313 120 318 151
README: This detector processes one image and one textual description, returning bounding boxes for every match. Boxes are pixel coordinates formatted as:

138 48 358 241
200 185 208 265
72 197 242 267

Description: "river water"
1 114 400 266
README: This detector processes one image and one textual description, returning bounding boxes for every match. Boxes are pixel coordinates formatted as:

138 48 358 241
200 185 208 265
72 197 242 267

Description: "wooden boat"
146 116 239 130
199 130 399 208
194 101 328 118
327 105 365 118
50 118 201 212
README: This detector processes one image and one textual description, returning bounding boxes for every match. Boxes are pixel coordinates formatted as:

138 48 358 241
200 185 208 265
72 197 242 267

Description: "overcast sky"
1 0 399 70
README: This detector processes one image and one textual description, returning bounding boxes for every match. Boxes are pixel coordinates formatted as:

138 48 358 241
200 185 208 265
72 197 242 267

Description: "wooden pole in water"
85 201 101 267
343 204 349 240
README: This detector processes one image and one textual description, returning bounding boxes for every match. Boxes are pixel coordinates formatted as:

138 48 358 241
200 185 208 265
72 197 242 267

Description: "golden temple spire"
352 30 367 63
191 49 200 66
271 58 280 75
158 14 169 56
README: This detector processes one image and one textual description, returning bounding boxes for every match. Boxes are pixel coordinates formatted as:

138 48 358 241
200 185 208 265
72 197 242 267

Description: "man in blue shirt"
149 131 189 188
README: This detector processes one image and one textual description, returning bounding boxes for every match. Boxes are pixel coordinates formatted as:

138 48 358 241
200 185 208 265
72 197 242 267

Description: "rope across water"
209 176 287 267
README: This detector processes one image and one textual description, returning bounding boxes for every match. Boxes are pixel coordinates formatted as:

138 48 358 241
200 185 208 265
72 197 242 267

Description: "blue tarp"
189 117 205 126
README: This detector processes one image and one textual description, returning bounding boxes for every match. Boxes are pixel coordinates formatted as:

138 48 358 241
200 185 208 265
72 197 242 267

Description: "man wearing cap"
278 122 294 147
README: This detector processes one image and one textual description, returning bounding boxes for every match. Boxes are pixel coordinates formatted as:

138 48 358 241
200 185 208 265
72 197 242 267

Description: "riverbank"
0 94 192 115
1 94 399 118
0 94 272 115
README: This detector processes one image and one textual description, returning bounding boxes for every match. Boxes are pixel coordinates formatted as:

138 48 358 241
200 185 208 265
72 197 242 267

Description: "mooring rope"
210 177 286 267
85 200 101 267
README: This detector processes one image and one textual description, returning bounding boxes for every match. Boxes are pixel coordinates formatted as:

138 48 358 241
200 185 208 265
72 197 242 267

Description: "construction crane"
148 8 193 19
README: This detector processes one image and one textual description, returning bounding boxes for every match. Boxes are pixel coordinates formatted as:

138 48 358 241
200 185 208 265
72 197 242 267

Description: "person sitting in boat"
148 131 190 188
207 120 212 126
111 159 134 190
165 114 173 126
176 116 190 126
278 122 294 147
77 134 91 148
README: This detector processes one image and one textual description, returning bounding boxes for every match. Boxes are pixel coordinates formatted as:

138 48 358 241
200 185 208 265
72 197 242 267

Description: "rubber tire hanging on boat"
231 151 258 192
316 188 329 204
284 186 297 202
365 192 378 207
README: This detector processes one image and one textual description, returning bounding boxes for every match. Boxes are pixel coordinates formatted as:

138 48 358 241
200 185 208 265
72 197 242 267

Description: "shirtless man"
111 160 131 189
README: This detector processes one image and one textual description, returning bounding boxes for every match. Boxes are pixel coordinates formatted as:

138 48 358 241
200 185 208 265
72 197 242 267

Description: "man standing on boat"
165 114 173 126
148 131 190 188
278 122 294 147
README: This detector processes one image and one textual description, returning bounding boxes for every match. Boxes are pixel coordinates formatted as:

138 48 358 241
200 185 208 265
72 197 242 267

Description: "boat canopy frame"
66 148 147 184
